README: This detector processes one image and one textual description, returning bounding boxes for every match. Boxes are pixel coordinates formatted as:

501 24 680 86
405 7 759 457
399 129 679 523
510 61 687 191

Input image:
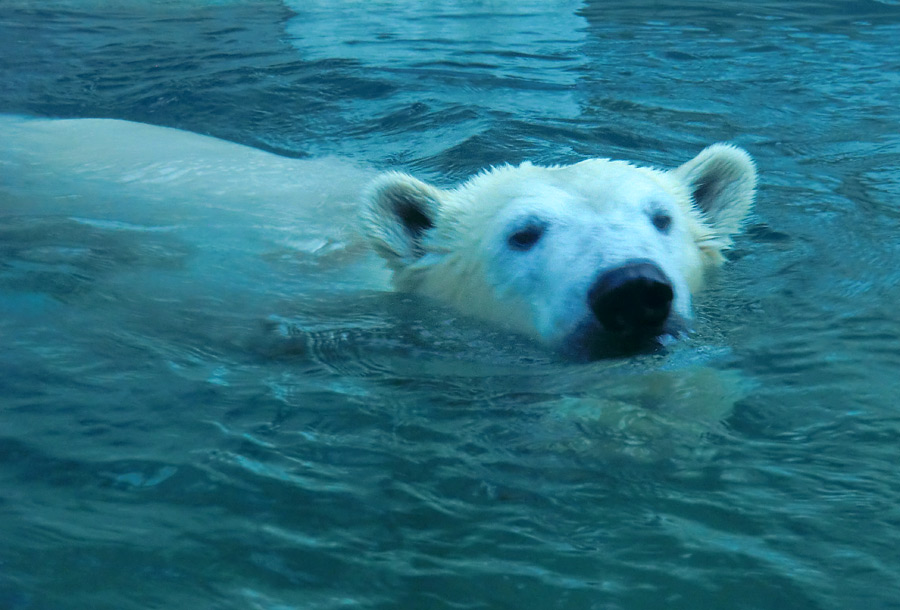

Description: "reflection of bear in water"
363 146 756 358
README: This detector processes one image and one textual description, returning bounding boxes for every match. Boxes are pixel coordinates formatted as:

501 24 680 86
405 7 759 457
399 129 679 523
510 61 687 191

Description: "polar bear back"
0 115 389 298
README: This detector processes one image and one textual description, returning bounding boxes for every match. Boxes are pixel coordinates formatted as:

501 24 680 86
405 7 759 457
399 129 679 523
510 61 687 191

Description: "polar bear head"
363 144 756 358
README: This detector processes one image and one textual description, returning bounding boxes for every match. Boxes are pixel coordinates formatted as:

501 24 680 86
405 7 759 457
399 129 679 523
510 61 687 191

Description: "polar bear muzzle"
588 260 674 337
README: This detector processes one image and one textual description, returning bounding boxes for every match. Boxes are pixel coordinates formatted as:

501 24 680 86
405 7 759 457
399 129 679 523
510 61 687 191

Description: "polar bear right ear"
362 172 445 271
673 143 757 241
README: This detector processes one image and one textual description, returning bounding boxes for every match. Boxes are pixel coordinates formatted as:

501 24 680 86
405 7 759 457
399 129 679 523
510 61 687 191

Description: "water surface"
2 1 900 609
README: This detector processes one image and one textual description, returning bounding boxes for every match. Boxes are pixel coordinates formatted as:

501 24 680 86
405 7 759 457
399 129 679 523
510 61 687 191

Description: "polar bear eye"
651 211 672 233
507 222 546 251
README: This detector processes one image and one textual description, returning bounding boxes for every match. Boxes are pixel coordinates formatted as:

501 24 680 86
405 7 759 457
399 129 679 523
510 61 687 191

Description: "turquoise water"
2 1 900 609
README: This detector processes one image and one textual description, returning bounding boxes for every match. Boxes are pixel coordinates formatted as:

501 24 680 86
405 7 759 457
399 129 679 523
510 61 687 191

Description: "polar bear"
0 115 754 360
363 146 756 358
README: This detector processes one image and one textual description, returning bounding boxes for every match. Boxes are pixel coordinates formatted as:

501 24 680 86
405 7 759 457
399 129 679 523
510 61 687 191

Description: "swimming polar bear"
0 115 755 359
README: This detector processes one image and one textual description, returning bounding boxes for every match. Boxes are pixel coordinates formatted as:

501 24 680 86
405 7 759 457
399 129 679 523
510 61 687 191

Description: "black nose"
588 261 673 335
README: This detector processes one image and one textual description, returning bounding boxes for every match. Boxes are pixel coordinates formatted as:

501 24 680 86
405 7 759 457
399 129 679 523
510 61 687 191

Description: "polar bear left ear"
673 143 757 241
362 172 445 271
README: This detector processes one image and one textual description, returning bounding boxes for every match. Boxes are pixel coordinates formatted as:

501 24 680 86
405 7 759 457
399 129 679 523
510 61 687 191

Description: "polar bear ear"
362 172 445 270
673 143 757 240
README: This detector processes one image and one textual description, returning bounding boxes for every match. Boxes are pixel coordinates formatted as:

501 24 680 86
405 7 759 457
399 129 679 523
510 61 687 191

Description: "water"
2 1 900 608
